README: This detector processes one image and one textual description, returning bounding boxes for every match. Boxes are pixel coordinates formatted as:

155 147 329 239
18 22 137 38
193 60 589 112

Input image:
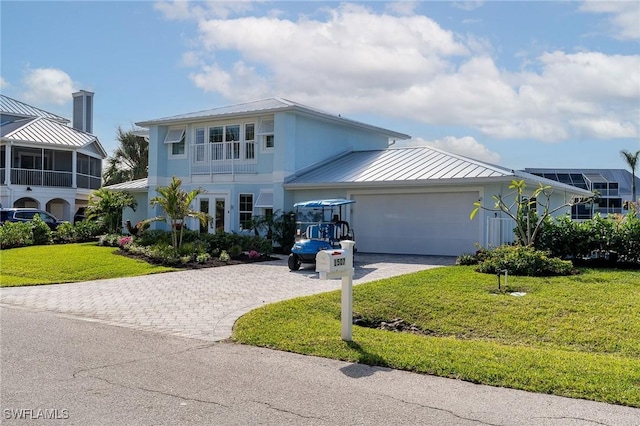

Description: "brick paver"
0 254 454 341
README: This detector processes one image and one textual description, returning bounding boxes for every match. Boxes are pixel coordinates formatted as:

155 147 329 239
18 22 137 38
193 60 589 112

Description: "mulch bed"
116 249 280 269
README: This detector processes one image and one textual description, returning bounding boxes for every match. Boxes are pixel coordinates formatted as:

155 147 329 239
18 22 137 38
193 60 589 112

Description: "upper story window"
245 123 255 160
206 123 256 161
195 127 205 161
258 118 274 151
165 127 186 158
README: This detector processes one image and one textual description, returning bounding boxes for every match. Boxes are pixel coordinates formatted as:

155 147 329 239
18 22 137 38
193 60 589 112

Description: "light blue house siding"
137 98 407 235
126 98 593 256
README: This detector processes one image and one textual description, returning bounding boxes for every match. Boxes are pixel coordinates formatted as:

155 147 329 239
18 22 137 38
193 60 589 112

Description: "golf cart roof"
293 199 356 208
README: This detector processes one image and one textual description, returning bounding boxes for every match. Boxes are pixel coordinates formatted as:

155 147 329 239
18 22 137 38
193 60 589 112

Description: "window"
195 128 205 161
226 125 240 160
164 127 186 157
239 194 253 229
245 123 255 160
209 126 224 160
258 118 274 150
171 134 185 155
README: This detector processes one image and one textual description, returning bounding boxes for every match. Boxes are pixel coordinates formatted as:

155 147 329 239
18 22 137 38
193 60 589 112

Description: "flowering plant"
119 235 133 247
248 250 260 259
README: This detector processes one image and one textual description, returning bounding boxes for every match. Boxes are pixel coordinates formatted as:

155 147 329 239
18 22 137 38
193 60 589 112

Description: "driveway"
0 253 455 341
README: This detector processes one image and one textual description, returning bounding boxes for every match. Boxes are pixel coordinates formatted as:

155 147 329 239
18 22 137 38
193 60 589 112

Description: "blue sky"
2 1 639 170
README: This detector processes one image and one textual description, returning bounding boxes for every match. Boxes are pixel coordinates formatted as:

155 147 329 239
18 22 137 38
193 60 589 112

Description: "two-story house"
524 168 640 220
119 98 591 256
0 91 106 222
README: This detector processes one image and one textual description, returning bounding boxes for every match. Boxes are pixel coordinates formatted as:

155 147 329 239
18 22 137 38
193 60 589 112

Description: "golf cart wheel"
288 253 301 271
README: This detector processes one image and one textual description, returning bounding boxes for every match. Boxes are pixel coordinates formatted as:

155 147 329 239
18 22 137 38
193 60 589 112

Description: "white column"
5 143 11 185
72 151 77 188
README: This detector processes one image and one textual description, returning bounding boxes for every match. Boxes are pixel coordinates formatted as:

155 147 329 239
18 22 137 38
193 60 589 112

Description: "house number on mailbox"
334 258 346 267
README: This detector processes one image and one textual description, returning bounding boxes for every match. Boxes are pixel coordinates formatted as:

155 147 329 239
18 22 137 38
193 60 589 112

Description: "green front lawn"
233 266 640 407
0 243 176 286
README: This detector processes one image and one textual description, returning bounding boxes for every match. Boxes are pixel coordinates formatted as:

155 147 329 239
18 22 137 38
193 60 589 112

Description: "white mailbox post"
316 240 355 341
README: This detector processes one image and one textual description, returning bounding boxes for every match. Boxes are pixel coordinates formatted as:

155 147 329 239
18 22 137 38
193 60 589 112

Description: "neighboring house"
0 91 106 222
113 98 591 256
524 169 640 220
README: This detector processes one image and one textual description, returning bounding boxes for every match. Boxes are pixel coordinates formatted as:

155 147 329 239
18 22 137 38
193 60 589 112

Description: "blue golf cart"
288 198 356 271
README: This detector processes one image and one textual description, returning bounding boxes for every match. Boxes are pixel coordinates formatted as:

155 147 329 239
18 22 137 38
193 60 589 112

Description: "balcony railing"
3 168 101 189
76 173 102 190
190 144 257 175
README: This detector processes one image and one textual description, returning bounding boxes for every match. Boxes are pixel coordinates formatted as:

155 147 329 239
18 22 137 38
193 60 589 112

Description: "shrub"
219 250 230 262
0 222 33 249
31 215 52 245
147 243 180 265
476 245 574 277
73 220 102 242
456 253 478 266
229 244 243 258
137 230 172 247
98 234 123 247
54 222 76 243
196 252 211 263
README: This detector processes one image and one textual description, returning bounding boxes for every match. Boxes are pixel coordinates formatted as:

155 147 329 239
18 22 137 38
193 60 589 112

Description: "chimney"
72 90 94 133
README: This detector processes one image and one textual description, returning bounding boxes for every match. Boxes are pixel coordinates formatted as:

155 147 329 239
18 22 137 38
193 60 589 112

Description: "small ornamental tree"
470 180 594 247
149 176 210 250
87 188 137 234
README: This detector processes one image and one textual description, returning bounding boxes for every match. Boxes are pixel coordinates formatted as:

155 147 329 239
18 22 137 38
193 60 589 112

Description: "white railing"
486 217 516 248
10 168 73 187
5 168 100 189
191 144 257 175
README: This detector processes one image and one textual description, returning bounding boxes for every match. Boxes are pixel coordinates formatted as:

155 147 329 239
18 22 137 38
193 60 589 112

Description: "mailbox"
316 240 355 341
316 249 350 273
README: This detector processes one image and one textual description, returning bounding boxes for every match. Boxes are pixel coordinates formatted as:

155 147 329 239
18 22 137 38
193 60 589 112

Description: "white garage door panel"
352 192 479 256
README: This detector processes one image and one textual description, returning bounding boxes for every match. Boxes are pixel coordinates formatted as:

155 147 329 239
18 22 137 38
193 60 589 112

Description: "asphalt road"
2 306 638 425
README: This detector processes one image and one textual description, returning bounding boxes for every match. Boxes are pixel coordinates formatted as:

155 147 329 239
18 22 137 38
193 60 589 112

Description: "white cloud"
170 3 639 143
385 1 418 16
404 136 501 164
155 0 255 21
579 1 640 40
0 76 9 89
22 68 77 105
452 1 484 12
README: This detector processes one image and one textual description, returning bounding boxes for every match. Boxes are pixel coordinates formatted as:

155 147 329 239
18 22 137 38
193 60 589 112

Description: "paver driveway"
0 253 454 341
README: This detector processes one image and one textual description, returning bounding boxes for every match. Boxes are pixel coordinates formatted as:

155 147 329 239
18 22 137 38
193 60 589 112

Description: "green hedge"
535 212 640 264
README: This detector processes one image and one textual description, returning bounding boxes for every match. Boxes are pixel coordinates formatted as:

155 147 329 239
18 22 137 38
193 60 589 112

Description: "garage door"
351 192 480 256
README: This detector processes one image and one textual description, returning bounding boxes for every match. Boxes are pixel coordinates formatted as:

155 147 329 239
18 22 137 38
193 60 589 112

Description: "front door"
198 195 228 233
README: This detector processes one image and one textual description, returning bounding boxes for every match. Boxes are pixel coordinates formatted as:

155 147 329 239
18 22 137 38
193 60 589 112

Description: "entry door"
198 196 228 233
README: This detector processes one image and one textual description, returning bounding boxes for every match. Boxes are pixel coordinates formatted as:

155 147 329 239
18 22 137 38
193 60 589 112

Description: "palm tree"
149 176 209 249
620 149 640 202
86 188 137 233
103 127 149 186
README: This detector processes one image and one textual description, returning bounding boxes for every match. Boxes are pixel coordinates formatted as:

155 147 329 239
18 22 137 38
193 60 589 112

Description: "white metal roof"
136 98 410 140
2 117 106 156
285 146 593 196
1 94 69 123
104 178 148 191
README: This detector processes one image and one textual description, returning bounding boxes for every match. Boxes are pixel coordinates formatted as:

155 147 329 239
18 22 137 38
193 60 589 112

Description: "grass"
233 266 640 407
0 242 176 286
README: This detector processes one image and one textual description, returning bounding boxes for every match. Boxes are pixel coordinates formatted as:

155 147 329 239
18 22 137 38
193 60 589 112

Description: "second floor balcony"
190 143 258 175
0 146 102 190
